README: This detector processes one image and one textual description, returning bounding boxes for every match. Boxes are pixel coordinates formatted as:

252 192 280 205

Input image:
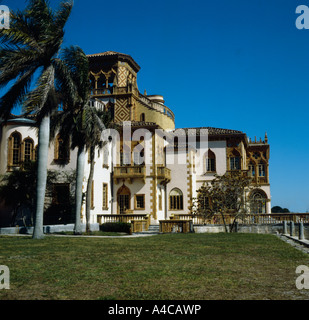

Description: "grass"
0 233 309 300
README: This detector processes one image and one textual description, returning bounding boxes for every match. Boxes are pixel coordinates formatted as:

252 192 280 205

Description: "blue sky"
4 0 309 212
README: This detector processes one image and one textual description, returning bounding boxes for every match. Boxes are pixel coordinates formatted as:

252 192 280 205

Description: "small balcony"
157 166 171 184
114 165 146 184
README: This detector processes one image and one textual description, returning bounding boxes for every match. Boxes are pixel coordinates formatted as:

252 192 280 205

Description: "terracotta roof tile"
175 127 243 135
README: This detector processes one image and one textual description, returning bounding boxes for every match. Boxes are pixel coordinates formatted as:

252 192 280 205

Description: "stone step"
133 224 160 234
148 225 160 231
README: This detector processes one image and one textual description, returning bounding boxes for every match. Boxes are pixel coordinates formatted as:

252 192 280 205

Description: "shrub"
100 222 131 233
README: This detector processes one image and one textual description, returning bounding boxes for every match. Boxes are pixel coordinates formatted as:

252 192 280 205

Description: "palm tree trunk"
33 115 50 239
73 146 85 235
85 146 95 234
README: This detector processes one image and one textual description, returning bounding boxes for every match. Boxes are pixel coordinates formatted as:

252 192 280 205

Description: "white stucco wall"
0 119 272 223
0 121 38 174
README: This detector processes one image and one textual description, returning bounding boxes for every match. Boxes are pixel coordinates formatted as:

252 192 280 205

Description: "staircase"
133 224 160 235
147 224 160 233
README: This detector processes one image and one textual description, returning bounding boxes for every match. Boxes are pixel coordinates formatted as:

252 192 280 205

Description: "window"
135 194 145 210
169 188 183 210
140 113 145 122
230 156 240 170
55 134 70 162
229 149 241 171
103 146 109 168
258 162 266 177
202 196 210 209
120 152 130 166
8 133 37 169
248 162 255 177
133 149 144 165
8 132 22 167
23 138 34 163
102 183 108 210
53 184 70 205
205 149 216 172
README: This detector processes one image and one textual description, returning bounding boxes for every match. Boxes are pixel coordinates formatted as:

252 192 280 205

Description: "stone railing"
282 220 309 242
159 220 193 233
138 94 175 121
131 218 151 233
97 213 151 233
97 213 149 225
171 213 309 225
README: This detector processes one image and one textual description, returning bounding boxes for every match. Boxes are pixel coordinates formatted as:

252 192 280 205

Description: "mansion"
0 51 271 228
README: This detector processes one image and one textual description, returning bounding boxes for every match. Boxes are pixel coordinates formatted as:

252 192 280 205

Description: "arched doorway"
249 189 267 214
117 185 131 214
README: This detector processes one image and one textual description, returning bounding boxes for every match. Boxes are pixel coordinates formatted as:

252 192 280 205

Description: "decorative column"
266 199 271 214
290 221 294 237
283 221 287 235
299 222 304 240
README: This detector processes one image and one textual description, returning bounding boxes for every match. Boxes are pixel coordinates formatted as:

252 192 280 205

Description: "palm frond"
54 0 73 30
0 49 39 89
53 57 77 107
0 66 37 119
25 0 54 42
60 46 90 101
23 64 55 114
0 11 41 51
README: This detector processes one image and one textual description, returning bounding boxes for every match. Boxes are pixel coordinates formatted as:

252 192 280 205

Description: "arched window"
229 149 241 170
169 188 183 210
54 134 70 162
250 190 267 214
120 145 131 166
8 131 22 167
248 161 256 177
258 161 266 177
140 113 145 122
205 149 216 172
23 138 34 163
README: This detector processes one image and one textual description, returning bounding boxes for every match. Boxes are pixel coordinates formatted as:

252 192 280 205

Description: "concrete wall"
194 223 309 238
0 223 100 235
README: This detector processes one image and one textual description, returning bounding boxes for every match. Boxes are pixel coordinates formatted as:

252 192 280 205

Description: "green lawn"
0 233 309 300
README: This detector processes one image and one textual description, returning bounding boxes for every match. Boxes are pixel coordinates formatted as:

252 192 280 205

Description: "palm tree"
51 45 91 235
51 46 112 234
84 108 111 233
53 103 111 234
0 0 74 239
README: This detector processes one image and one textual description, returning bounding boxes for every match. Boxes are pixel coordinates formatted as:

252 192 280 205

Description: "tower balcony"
91 86 136 97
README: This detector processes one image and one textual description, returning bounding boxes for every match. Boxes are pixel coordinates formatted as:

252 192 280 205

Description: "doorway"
117 185 131 214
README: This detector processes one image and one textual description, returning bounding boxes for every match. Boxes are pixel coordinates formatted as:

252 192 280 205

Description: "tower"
87 51 175 130
87 51 140 123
